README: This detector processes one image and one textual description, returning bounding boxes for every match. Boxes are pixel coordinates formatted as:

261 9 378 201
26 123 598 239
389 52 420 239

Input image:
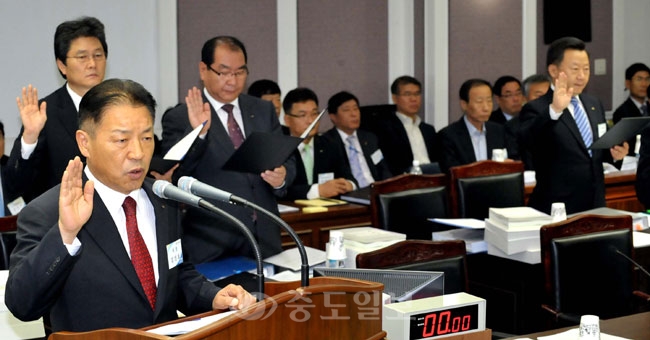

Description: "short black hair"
54 17 107 79
79 79 156 134
248 79 281 97
459 79 492 102
201 36 248 66
546 36 587 68
282 88 318 114
493 76 521 96
391 76 421 95
328 91 359 114
522 74 552 97
0 121 4 138
625 63 650 80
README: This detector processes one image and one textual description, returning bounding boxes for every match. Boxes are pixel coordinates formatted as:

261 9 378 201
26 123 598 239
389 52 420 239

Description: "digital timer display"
409 304 479 340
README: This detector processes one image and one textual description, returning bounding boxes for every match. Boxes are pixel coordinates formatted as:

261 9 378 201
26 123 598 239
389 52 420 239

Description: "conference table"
501 311 650 339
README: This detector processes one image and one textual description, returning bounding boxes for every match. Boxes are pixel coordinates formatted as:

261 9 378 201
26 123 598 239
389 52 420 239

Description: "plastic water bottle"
410 160 423 175
326 230 346 268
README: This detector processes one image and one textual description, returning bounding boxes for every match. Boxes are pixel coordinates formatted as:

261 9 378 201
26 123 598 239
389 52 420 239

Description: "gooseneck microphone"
611 246 650 279
152 180 265 300
178 176 310 287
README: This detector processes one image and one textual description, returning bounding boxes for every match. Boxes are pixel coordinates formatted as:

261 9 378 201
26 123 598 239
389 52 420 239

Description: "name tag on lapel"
371 149 384 165
318 172 334 184
167 239 183 269
598 123 607 138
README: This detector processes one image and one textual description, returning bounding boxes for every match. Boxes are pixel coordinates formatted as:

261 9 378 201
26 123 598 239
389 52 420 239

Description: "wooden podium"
48 277 387 340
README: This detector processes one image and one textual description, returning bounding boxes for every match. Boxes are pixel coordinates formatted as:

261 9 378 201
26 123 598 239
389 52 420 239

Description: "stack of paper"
337 227 406 268
484 207 552 264
429 218 487 254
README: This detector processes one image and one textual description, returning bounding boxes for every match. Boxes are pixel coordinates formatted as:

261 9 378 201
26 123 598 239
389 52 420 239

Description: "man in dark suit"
439 79 511 173
247 79 290 135
323 91 392 186
6 79 254 333
489 76 524 125
372 76 442 175
283 88 354 200
519 37 628 214
612 63 650 155
8 17 107 203
0 121 16 216
161 36 295 263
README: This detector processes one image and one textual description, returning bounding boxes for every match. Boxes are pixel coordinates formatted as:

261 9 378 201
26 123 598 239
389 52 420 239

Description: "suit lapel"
203 94 238 154
53 85 80 142
457 119 477 163
144 180 171 318
83 191 146 304
358 131 379 178
559 94 596 154
239 95 257 139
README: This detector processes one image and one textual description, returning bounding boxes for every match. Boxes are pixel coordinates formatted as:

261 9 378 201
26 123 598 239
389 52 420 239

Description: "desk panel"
279 203 371 250
525 170 644 212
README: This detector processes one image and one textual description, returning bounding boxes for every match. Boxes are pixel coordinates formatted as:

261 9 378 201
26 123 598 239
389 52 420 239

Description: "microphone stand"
230 197 310 288
197 200 265 300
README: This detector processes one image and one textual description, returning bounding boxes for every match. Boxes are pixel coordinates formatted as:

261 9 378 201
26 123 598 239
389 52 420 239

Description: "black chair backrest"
378 186 448 240
457 172 524 219
551 229 634 319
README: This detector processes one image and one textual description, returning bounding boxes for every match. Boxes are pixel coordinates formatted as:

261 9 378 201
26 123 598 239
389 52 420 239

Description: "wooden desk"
525 169 644 212
279 202 371 250
502 312 650 339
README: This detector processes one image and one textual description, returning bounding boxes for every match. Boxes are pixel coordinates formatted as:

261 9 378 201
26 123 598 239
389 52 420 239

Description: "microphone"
152 180 265 300
610 245 650 279
178 176 310 287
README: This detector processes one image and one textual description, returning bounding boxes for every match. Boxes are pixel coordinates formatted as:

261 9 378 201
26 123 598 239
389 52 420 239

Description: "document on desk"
147 310 237 335
537 328 629 340
264 246 327 271
429 218 485 229
0 270 46 340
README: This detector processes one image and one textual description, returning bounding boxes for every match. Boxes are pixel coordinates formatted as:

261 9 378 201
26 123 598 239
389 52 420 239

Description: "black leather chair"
359 104 396 134
448 160 525 219
370 174 448 240
0 215 18 270
356 240 468 294
540 214 650 327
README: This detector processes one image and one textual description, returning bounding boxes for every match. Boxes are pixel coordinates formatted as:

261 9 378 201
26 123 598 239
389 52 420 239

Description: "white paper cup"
492 149 505 162
550 202 567 222
578 314 600 339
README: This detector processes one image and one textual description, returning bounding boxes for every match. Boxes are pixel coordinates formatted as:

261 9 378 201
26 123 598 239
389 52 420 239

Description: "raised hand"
58 157 94 244
16 85 47 144
551 72 573 113
186 87 211 134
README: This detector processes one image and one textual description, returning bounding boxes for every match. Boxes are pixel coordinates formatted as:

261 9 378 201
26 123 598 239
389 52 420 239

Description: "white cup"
550 202 567 222
492 149 506 162
578 315 600 339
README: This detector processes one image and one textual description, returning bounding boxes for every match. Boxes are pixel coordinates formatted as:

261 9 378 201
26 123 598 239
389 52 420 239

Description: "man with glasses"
612 63 650 155
372 76 442 175
283 88 354 200
8 17 107 205
161 36 295 263
489 76 524 124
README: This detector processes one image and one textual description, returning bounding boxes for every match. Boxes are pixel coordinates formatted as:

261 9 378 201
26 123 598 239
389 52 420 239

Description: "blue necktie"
642 102 648 116
571 97 593 156
347 135 369 188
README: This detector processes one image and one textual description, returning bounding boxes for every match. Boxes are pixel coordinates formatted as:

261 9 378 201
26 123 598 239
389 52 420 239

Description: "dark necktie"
123 197 157 310
222 104 245 149
642 102 649 116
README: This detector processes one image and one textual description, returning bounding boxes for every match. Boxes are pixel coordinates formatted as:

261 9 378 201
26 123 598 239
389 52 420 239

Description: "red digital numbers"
421 310 471 337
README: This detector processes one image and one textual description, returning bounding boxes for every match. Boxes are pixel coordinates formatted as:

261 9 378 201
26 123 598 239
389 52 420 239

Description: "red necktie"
223 104 245 149
123 196 157 310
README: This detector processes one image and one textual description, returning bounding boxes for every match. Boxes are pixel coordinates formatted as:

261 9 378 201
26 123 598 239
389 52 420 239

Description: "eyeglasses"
398 91 421 98
285 111 319 119
66 52 106 64
500 91 523 99
632 76 650 83
207 65 248 79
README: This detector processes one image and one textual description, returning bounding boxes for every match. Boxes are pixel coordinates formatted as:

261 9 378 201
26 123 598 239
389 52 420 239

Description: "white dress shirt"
396 111 431 164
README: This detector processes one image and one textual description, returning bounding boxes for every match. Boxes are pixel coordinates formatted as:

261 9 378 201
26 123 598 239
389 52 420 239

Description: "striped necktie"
571 97 593 156
347 135 369 188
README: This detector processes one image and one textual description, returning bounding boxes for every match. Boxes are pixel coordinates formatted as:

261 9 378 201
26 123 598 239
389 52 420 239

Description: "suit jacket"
161 94 295 263
519 90 613 214
0 155 16 215
322 128 392 184
286 134 355 200
371 111 441 176
505 116 534 170
438 117 509 173
5 85 83 202
488 109 508 125
636 128 650 208
5 178 218 332
612 97 646 155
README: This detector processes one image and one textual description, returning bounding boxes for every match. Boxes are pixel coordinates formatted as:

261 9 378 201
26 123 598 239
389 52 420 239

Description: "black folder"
149 158 179 174
589 117 650 149
222 132 303 174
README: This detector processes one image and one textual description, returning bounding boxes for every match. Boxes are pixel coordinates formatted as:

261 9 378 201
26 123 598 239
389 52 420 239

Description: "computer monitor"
312 267 444 302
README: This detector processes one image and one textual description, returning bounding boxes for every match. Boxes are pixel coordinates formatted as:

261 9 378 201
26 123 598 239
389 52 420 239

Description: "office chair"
356 239 468 294
540 214 650 327
370 173 448 240
448 160 525 219
0 215 18 270
359 104 396 134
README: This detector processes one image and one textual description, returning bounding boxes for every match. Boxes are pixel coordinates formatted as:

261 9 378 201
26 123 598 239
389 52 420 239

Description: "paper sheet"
163 123 205 160
430 218 486 229
147 310 237 335
264 246 326 271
